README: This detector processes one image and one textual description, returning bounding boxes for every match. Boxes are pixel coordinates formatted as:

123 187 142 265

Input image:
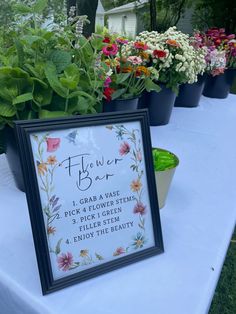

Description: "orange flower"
130 179 142 192
121 66 133 73
37 162 47 176
105 58 120 67
47 155 57 165
136 66 150 77
139 51 149 60
166 39 180 47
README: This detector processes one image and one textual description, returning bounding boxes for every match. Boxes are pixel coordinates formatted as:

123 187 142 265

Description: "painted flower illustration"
130 179 142 192
136 150 142 162
47 226 56 235
80 249 89 257
133 202 146 215
37 161 47 176
47 155 57 165
46 138 61 152
119 141 130 156
57 252 73 271
113 247 126 256
132 233 146 249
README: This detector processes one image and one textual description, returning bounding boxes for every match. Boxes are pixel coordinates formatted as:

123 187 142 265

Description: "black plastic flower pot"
138 91 149 109
174 74 206 108
103 97 139 112
148 85 176 126
4 126 25 192
203 69 236 99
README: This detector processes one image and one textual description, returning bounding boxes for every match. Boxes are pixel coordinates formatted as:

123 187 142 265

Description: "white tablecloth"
0 95 236 314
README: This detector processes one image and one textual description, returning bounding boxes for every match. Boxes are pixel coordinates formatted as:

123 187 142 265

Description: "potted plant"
202 28 236 99
131 27 203 125
0 1 107 190
174 33 207 108
152 148 179 209
100 35 161 112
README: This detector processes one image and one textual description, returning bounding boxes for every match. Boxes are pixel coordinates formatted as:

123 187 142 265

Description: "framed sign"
15 110 164 294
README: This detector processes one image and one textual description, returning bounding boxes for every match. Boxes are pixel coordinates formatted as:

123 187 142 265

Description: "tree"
192 0 236 33
150 0 157 31
77 0 98 37
67 0 98 37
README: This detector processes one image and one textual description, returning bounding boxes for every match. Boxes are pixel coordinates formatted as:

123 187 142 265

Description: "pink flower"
104 76 112 87
46 138 60 152
102 44 118 56
119 141 130 156
57 252 73 271
227 34 235 40
127 56 142 65
113 247 125 256
116 37 129 45
133 202 146 215
211 68 225 76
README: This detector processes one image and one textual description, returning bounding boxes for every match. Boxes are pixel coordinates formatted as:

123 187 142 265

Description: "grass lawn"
209 228 236 314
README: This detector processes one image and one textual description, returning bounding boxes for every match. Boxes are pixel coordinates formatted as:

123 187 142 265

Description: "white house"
105 0 148 38
96 0 105 27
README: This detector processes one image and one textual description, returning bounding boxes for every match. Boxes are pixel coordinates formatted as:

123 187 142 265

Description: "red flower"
214 39 222 46
153 50 167 58
104 87 115 101
103 37 110 43
46 138 60 152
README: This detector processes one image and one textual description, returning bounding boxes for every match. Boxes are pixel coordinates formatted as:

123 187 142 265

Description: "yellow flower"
139 51 149 60
130 179 142 192
136 66 150 77
47 155 57 165
80 249 89 257
37 162 47 176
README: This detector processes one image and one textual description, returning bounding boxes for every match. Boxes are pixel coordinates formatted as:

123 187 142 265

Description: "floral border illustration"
32 123 148 273
106 124 148 257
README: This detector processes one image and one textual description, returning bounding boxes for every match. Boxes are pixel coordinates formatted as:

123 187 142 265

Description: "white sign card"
15 111 163 294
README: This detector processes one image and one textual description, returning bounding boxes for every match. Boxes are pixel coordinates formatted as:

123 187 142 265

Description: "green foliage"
141 0 191 32
0 0 106 154
192 0 236 33
152 148 179 171
209 229 236 314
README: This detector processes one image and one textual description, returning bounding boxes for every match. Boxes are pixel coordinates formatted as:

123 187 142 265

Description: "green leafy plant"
152 148 179 171
0 0 107 154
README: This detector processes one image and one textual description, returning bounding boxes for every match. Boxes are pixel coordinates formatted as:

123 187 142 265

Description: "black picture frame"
15 109 164 295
